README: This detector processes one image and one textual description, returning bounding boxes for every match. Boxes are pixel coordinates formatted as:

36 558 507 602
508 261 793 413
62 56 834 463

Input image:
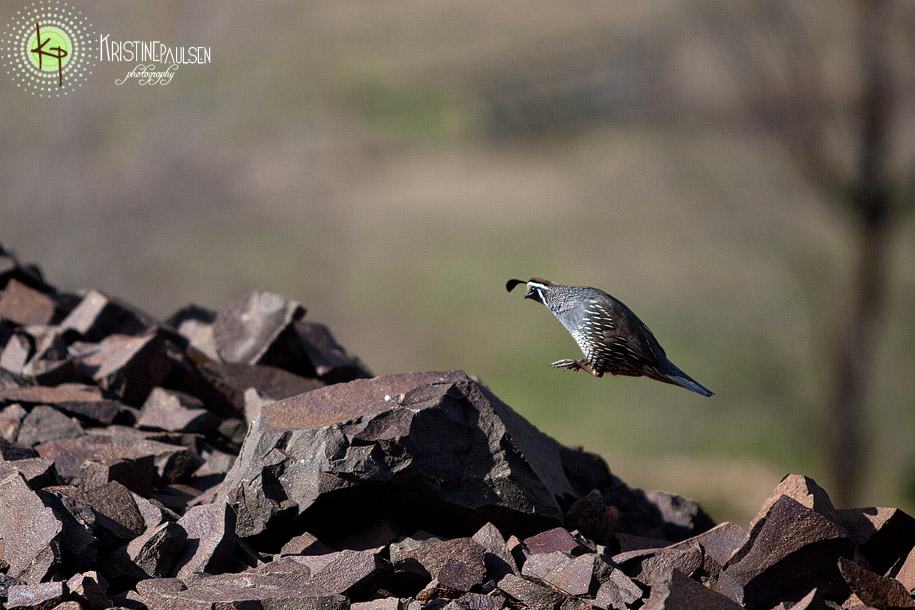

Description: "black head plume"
506 279 526 293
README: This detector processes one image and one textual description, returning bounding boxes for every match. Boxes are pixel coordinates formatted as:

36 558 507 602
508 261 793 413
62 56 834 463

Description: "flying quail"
506 277 714 396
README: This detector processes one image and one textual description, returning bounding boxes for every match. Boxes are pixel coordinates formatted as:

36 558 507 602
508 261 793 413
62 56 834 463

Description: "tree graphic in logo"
3 1 96 97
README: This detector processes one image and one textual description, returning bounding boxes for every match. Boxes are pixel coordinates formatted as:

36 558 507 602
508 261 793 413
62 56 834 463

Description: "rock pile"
1 244 914 610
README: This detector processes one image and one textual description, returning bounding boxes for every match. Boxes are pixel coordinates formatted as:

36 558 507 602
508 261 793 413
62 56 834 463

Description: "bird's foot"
550 359 602 377
550 359 581 372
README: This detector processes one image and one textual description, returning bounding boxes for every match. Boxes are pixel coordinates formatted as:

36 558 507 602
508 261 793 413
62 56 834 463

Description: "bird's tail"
652 360 714 397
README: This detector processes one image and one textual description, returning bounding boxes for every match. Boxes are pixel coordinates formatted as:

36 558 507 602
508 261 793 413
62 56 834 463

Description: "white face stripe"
526 281 548 302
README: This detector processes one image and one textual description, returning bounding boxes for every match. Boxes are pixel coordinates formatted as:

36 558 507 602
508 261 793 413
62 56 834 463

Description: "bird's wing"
578 297 660 374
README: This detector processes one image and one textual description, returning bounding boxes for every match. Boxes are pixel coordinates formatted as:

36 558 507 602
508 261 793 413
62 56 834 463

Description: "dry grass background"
3 0 914 526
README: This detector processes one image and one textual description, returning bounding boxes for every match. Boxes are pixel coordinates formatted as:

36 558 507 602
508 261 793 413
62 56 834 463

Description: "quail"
506 277 713 396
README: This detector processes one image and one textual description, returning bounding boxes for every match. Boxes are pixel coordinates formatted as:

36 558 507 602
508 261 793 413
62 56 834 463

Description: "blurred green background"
3 0 914 527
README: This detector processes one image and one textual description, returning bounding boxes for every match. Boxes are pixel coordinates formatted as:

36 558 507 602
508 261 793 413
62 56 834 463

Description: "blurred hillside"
2 0 914 525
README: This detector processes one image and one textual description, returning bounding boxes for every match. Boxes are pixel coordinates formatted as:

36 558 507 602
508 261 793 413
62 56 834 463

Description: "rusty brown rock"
497 573 565 608
78 445 156 495
138 387 220 435
280 531 335 556
35 486 98 566
292 550 389 597
34 435 111 479
522 552 595 597
1 384 122 425
391 536 486 590
0 437 38 459
218 371 608 542
643 569 743 610
523 527 582 556
614 542 704 589
174 502 237 582
460 592 505 610
213 289 306 368
895 545 915 594
838 557 915 609
352 599 403 610
79 333 170 405
724 495 854 609
5 581 67 610
748 474 838 530
136 563 350 610
665 521 747 567
0 279 58 327
0 472 62 583
836 507 915 577
59 289 157 342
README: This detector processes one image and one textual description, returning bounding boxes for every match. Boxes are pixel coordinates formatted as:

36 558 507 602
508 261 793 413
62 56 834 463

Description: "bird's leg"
550 359 602 377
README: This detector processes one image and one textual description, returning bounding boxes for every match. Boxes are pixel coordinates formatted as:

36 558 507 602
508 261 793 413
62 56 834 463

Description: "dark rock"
0 403 27 442
195 360 323 418
614 542 704 588
522 552 595 597
0 437 39 459
213 289 306 370
219 370 609 543
643 569 743 610
35 435 112 479
497 573 565 608
120 437 204 486
523 527 582 556
459 593 504 610
173 502 237 581
169 304 219 361
17 406 85 447
0 457 60 490
21 330 76 386
58 289 158 343
331 519 413 553
295 320 372 382
895 545 915 594
0 472 62 583
0 247 50 293
835 507 915 576
5 581 67 610
126 521 188 578
563 489 617 546
837 557 915 609
78 333 170 405
603 479 713 543
593 567 644 610
65 572 109 610
138 387 220 435
665 521 746 567
472 522 519 580
132 492 180 530
723 495 854 609
1 384 122 425
82 481 147 541
78 445 156 495
391 537 486 590
36 486 99 566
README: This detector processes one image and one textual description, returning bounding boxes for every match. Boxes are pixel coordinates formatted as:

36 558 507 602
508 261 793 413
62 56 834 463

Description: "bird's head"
505 277 554 304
